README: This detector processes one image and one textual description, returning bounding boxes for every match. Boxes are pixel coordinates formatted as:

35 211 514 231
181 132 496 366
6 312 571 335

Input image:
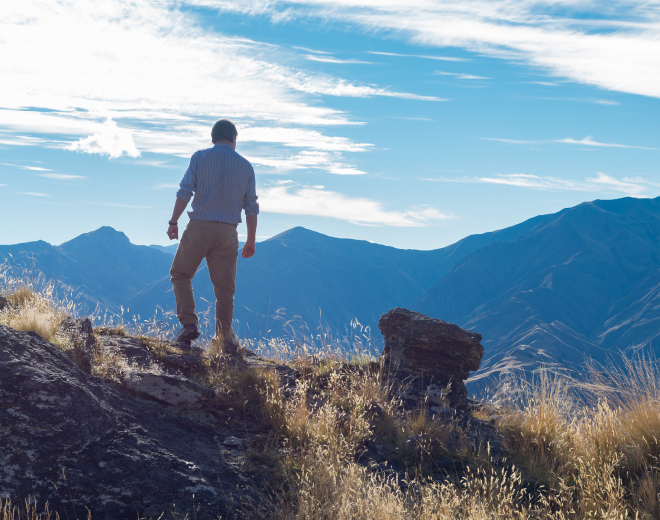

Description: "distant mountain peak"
59 226 130 248
267 226 329 242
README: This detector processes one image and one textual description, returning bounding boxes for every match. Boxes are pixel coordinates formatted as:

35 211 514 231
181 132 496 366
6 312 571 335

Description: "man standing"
167 119 258 353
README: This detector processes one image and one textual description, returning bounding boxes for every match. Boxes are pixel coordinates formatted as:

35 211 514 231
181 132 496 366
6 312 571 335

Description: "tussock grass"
0 266 74 345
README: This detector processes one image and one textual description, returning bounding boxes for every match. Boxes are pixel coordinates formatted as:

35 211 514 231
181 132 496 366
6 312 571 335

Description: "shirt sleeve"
176 152 198 202
242 162 259 216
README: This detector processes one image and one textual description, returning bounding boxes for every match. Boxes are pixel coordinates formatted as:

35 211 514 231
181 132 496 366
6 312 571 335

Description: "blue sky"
1 0 659 249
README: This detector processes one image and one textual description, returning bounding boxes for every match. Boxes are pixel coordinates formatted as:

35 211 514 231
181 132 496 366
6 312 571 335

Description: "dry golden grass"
0 286 70 345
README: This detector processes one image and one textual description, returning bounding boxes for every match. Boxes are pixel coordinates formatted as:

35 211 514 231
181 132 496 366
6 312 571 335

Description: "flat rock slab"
120 370 214 407
0 325 259 519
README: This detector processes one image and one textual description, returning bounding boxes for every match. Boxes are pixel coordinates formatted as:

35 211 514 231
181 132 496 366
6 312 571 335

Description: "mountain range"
2 196 659 390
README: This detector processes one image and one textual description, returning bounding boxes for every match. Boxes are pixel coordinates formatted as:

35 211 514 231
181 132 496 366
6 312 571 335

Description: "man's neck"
214 139 236 151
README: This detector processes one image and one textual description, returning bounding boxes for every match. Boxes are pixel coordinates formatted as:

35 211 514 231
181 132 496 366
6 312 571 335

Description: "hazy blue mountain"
412 197 660 391
130 222 544 338
0 227 173 313
5 197 659 391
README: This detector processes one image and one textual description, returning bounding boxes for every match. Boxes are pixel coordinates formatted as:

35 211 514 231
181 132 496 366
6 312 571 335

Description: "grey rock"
0 325 260 519
379 308 484 409
163 353 203 372
119 370 214 407
96 334 157 370
0 296 8 312
223 436 243 447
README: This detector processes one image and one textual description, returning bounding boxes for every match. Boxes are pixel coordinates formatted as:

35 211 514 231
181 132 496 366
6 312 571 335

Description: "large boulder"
378 308 484 410
0 325 260 518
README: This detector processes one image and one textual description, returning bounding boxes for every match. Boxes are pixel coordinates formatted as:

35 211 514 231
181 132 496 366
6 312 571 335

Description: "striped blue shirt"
176 143 259 224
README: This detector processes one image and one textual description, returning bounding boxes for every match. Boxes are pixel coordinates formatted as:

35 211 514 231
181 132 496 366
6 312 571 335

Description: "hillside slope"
0 227 172 313
412 197 660 390
132 222 545 337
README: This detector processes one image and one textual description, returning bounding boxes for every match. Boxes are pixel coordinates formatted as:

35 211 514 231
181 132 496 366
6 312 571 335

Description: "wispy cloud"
154 183 181 189
0 0 438 165
260 183 451 226
368 51 468 62
0 162 53 171
20 192 49 197
293 46 331 54
304 55 374 64
541 97 620 105
203 1 660 99
250 150 368 175
422 172 652 197
526 81 559 86
435 71 489 80
40 173 86 180
557 136 657 150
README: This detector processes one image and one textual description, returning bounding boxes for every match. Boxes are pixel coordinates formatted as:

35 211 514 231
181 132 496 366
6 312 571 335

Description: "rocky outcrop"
0 295 8 312
0 325 261 519
379 308 484 410
119 371 214 407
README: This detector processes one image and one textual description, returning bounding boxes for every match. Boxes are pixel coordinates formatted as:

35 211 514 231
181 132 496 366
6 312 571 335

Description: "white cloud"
422 171 653 197
526 81 559 86
367 51 468 61
154 183 181 189
260 184 451 226
67 119 140 159
40 173 86 180
0 0 437 166
435 71 489 80
293 46 332 54
0 162 53 171
248 150 367 175
585 172 649 196
200 0 660 99
20 192 49 197
556 136 657 150
304 55 374 64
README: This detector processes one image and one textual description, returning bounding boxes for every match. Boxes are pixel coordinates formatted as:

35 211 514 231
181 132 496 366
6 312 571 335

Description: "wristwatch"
169 221 178 226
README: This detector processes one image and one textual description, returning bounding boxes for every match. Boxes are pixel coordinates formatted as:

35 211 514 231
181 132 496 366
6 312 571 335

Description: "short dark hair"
211 119 238 143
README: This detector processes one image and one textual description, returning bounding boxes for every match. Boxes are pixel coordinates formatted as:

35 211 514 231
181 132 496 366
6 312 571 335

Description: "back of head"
212 119 237 144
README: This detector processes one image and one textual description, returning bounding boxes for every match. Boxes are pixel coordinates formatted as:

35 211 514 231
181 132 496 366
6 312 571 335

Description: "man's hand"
167 224 179 240
242 240 255 258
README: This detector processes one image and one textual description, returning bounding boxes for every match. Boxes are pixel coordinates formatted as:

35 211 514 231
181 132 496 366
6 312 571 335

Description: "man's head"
212 119 238 148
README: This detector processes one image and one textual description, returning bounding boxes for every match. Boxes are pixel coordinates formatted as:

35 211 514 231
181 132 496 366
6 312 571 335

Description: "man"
166 118 258 353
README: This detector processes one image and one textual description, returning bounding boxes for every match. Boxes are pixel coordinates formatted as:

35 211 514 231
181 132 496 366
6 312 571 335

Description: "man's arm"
167 197 188 240
241 162 259 258
242 214 257 258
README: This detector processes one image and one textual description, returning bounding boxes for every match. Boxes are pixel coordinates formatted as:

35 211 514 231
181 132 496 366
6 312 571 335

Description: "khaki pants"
170 220 238 339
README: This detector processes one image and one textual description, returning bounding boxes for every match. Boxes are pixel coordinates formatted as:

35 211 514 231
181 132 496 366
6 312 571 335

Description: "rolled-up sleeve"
176 152 198 203
243 163 259 216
